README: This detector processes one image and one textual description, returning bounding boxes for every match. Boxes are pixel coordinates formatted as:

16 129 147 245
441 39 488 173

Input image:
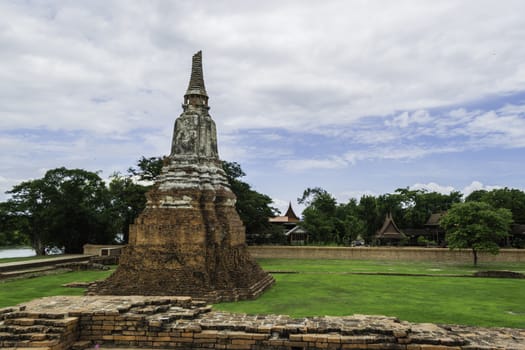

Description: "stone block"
341 344 368 350
226 344 253 349
418 346 460 350
315 341 329 348
327 335 342 343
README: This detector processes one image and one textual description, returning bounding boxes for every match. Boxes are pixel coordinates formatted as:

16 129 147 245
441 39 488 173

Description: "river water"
0 247 36 259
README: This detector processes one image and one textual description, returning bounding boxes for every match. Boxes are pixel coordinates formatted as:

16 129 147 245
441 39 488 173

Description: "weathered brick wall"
248 246 525 263
1 296 523 350
89 184 274 301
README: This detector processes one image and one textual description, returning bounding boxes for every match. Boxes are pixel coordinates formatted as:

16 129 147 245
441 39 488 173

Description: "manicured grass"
1 259 524 328
214 259 525 328
257 258 525 275
0 268 114 308
216 274 525 328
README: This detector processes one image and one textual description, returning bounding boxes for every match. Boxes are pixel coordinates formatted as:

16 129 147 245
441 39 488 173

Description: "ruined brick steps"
0 308 79 350
202 273 275 302
0 255 92 273
0 266 57 279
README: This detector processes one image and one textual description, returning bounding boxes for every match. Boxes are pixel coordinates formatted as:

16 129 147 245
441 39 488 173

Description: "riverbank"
0 246 35 259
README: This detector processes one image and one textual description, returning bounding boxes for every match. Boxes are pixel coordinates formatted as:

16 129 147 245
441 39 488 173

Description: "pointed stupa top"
185 51 208 97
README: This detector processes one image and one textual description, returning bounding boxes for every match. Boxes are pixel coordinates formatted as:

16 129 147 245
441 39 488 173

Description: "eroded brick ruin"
1 296 524 350
90 51 274 301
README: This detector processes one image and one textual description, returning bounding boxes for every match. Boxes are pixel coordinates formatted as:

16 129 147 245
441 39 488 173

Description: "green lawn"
0 268 114 308
215 273 525 328
1 259 524 328
257 258 525 275
214 259 525 328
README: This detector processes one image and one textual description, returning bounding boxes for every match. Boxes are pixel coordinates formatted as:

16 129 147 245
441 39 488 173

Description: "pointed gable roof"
269 202 301 223
425 212 444 226
376 212 406 240
284 202 300 221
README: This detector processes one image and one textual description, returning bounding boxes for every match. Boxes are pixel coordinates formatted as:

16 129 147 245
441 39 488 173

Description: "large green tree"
357 195 380 244
127 156 164 181
465 188 525 247
298 187 338 244
6 168 114 254
222 161 281 244
372 188 463 230
299 188 366 245
334 199 366 245
395 188 462 228
107 174 149 243
0 202 29 246
465 188 525 224
440 201 513 265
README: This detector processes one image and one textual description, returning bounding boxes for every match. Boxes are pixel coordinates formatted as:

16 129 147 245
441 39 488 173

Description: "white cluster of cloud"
277 101 525 173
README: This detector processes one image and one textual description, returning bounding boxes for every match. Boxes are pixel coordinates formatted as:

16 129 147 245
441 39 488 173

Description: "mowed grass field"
0 258 524 328
0 268 115 308
214 259 525 328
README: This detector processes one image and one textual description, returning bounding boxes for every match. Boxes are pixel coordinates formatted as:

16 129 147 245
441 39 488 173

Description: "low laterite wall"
248 246 525 263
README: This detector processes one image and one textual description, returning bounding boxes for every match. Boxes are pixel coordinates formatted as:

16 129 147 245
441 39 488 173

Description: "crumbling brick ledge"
1 296 524 350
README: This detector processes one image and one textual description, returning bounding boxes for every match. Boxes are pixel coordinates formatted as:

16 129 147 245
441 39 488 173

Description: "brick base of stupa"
89 186 275 302
88 244 274 302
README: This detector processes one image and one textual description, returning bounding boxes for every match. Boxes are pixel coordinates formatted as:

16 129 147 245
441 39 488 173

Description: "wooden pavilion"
269 202 308 244
374 213 407 245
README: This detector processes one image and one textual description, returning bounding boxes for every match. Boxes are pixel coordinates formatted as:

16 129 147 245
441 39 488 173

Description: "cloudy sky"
1 1 524 214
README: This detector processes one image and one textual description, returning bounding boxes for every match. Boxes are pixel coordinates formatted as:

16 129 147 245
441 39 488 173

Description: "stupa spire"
184 51 208 108
90 51 274 301
172 51 217 158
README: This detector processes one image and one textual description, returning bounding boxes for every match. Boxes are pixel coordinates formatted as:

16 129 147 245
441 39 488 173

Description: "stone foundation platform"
1 296 524 350
90 244 275 302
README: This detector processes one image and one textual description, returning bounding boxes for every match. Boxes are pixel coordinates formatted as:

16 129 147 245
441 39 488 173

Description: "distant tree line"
1 156 523 258
298 187 462 245
297 186 524 251
0 157 279 254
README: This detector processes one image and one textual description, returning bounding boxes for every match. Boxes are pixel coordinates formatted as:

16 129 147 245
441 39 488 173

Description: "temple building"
269 202 300 226
374 212 407 245
90 51 274 301
269 202 308 245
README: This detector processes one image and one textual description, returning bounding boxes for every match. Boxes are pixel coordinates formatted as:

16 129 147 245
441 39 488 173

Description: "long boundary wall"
248 246 525 263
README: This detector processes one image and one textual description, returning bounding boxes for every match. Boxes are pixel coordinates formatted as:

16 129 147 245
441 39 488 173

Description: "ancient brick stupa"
91 51 274 301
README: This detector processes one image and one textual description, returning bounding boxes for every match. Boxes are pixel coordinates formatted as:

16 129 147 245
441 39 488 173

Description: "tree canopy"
127 156 164 182
107 174 149 244
6 168 114 254
1 156 524 252
465 188 525 224
222 161 281 244
298 187 365 245
440 201 513 265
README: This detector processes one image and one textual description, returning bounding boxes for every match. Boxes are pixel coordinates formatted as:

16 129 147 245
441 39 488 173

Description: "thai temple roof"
269 202 301 223
375 212 406 240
